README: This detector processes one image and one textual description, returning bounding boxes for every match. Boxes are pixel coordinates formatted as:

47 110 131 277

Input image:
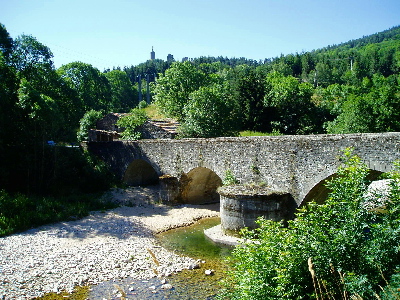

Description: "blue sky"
2 0 400 70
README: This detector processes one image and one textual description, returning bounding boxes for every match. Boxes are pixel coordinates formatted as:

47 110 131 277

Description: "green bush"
137 100 148 109
220 149 400 299
116 108 147 140
77 109 104 142
0 190 116 237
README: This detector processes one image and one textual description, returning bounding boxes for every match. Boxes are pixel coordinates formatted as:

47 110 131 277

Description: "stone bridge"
87 132 400 208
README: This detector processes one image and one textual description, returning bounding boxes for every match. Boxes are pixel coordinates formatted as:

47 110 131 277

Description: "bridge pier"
159 175 180 205
218 185 297 234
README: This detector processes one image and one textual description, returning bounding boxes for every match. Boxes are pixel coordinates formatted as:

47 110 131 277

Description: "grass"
144 104 167 120
239 130 283 137
0 190 117 237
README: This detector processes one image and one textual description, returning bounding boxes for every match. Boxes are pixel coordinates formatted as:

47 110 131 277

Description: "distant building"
150 47 155 60
167 54 174 63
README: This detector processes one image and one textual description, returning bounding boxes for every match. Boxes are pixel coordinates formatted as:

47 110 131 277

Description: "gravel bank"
0 186 220 299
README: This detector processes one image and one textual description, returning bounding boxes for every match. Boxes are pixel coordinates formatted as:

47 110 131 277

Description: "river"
36 217 232 299
90 217 231 299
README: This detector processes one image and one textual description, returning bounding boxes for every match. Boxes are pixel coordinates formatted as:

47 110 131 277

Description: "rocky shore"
0 187 219 299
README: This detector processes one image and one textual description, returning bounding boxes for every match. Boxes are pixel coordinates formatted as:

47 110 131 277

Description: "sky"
1 0 400 71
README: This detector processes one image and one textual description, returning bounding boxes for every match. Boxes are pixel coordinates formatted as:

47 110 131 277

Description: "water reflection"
89 217 232 299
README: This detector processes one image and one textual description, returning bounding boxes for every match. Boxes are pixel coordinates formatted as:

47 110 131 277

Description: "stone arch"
300 169 384 207
179 167 222 204
123 159 159 186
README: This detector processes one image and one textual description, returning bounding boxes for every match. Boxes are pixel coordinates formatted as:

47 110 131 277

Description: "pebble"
161 283 173 290
0 208 200 299
205 269 215 275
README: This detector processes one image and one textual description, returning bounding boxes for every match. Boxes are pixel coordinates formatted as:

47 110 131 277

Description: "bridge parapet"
87 132 400 206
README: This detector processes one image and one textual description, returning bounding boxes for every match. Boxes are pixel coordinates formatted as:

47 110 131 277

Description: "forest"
0 23 399 230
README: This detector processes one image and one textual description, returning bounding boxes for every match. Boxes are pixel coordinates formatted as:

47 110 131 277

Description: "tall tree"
153 61 211 120
58 62 112 115
0 23 13 61
104 69 138 112
180 82 241 138
264 72 317 134
11 34 54 80
228 65 267 131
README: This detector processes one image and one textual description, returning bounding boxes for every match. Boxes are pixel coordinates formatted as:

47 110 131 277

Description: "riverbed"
0 186 221 299
88 217 232 299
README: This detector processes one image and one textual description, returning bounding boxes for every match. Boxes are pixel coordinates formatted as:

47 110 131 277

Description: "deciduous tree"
153 61 210 120
179 83 240 138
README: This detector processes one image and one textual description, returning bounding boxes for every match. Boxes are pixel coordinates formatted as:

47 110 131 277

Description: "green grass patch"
0 190 117 237
144 104 166 120
239 130 283 137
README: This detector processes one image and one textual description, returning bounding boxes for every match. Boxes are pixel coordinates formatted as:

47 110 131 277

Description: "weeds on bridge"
219 150 400 299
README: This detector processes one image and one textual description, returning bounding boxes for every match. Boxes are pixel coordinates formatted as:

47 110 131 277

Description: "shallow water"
89 217 232 299
157 217 231 259
36 217 232 299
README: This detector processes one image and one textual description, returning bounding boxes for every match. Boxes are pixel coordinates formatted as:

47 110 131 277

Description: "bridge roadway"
87 132 400 207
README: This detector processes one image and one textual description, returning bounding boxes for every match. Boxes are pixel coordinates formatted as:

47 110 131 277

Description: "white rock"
205 269 214 275
161 283 173 290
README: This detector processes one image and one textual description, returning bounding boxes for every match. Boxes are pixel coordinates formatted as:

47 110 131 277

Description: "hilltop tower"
150 47 155 60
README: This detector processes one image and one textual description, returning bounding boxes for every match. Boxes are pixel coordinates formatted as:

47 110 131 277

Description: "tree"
368 74 400 131
0 23 13 61
179 83 240 138
104 70 137 112
325 74 400 134
17 78 64 141
264 72 317 134
153 61 211 120
58 62 112 115
9 33 80 141
227 65 268 131
0 52 19 190
325 94 374 133
11 34 54 80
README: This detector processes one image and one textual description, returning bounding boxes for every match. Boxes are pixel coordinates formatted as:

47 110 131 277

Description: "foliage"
116 108 148 140
0 145 118 236
104 69 138 112
11 34 54 76
226 65 268 131
123 58 170 85
0 23 13 60
223 169 240 186
264 71 320 134
77 110 104 142
325 74 400 133
153 61 211 120
220 150 400 299
179 83 241 138
138 100 148 109
240 130 282 136
0 189 116 237
57 62 112 114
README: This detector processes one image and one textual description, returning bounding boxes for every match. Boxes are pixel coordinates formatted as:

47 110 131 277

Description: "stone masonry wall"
87 132 400 206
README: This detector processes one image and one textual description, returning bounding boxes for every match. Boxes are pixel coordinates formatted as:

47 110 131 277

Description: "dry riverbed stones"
0 187 219 299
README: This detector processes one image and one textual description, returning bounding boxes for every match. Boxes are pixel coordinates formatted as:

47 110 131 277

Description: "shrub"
77 109 104 142
137 100 148 109
116 108 148 140
223 169 240 186
0 190 116 237
220 149 400 299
